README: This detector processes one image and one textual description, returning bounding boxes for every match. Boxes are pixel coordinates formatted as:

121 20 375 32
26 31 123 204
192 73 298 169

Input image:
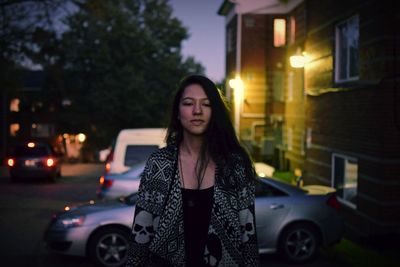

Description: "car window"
14 146 50 157
124 145 158 167
255 179 288 197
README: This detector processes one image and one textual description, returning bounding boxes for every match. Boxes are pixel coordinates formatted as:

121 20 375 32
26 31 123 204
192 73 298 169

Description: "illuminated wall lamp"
229 76 244 91
290 53 307 68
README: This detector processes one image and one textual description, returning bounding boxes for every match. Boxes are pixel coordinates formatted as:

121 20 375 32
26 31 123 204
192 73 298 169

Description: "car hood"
61 197 133 217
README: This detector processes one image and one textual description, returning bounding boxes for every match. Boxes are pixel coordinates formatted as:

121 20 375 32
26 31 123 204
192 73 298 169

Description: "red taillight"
327 194 340 210
105 162 111 173
46 158 55 167
105 150 113 173
99 176 113 188
7 158 15 167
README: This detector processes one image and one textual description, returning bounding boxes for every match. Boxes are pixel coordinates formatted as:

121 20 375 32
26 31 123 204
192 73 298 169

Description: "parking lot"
0 163 398 267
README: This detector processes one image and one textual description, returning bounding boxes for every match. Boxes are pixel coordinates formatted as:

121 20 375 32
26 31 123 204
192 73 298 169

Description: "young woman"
126 75 259 266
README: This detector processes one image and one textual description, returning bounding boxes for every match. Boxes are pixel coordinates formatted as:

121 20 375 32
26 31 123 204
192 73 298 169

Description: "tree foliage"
0 0 68 92
29 0 205 147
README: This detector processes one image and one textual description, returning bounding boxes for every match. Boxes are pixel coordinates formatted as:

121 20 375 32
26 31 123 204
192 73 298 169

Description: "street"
0 163 345 267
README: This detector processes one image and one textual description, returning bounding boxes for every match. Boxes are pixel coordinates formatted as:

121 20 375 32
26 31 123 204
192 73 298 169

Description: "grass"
272 170 297 185
321 238 400 267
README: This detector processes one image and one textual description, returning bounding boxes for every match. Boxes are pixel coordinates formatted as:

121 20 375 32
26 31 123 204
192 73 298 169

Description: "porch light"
290 49 308 68
229 75 244 137
229 76 244 91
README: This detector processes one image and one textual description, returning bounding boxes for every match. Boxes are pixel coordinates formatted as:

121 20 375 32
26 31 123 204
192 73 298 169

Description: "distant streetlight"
77 133 86 143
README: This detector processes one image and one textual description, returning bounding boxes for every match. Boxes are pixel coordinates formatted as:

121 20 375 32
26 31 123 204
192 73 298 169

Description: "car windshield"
124 145 158 166
14 146 49 157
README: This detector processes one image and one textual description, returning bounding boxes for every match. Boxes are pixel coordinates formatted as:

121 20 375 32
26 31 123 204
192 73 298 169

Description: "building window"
332 154 358 208
227 23 236 53
287 71 294 102
31 123 54 137
273 71 284 101
31 101 44 112
287 127 293 151
289 16 296 44
244 17 255 28
10 98 20 112
335 15 359 82
273 18 286 47
306 127 312 149
300 131 305 155
10 123 20 136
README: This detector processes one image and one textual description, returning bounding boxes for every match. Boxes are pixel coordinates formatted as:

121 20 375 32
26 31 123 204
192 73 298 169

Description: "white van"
105 128 166 174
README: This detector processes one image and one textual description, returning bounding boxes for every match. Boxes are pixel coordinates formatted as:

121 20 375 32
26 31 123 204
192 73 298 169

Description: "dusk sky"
169 0 225 83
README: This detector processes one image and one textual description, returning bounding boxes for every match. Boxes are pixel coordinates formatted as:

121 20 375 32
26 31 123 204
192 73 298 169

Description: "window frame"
331 153 358 209
335 15 360 83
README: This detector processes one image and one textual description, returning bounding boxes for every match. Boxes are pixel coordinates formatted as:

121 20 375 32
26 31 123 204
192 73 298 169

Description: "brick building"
1 70 65 159
218 0 400 237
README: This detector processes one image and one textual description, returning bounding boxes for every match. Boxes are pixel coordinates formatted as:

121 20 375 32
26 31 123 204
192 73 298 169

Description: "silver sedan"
44 177 344 267
96 162 146 199
96 162 145 200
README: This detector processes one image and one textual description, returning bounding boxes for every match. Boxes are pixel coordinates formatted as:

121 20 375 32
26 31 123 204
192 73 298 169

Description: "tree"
33 0 204 148
0 0 68 91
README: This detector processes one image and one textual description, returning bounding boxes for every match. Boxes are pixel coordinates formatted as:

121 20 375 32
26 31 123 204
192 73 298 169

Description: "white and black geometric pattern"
126 145 259 267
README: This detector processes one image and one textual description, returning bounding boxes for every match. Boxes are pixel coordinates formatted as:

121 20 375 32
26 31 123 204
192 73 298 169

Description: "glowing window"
10 123 20 136
273 18 286 47
10 98 20 112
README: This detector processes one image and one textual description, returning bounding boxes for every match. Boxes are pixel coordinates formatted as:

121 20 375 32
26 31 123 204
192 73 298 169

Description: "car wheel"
278 223 320 263
88 227 130 267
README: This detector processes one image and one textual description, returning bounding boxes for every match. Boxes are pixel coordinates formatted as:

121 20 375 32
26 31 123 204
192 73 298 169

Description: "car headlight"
54 215 85 229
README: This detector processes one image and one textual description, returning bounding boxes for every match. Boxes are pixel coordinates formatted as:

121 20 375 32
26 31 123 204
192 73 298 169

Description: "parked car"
6 141 62 182
44 177 344 267
97 161 145 200
105 128 166 174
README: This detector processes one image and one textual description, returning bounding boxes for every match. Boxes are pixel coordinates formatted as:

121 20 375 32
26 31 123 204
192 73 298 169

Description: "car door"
255 180 292 251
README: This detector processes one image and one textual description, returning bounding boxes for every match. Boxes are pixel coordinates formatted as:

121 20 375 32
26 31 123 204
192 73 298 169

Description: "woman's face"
179 84 212 137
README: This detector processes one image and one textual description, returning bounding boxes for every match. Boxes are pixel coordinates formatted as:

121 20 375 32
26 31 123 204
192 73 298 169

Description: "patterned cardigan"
126 145 259 266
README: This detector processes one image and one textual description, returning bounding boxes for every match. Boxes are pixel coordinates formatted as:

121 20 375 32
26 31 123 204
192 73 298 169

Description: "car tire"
278 222 320 263
88 227 130 267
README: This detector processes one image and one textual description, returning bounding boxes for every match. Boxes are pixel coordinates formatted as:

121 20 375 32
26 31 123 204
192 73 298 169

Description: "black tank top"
181 186 214 267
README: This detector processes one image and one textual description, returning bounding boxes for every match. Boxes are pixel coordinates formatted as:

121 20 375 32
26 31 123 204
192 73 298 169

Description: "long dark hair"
166 74 255 188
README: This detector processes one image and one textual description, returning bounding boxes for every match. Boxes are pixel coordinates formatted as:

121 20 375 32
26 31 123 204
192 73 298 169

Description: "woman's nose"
193 102 202 114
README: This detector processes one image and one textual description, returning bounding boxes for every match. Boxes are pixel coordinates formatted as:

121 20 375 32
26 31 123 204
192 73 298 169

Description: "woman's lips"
190 120 204 126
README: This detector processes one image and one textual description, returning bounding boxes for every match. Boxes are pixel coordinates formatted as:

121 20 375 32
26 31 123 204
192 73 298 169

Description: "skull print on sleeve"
237 164 259 266
125 154 169 267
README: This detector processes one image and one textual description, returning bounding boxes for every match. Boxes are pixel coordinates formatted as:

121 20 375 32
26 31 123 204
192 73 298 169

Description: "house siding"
219 0 399 236
304 0 400 236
